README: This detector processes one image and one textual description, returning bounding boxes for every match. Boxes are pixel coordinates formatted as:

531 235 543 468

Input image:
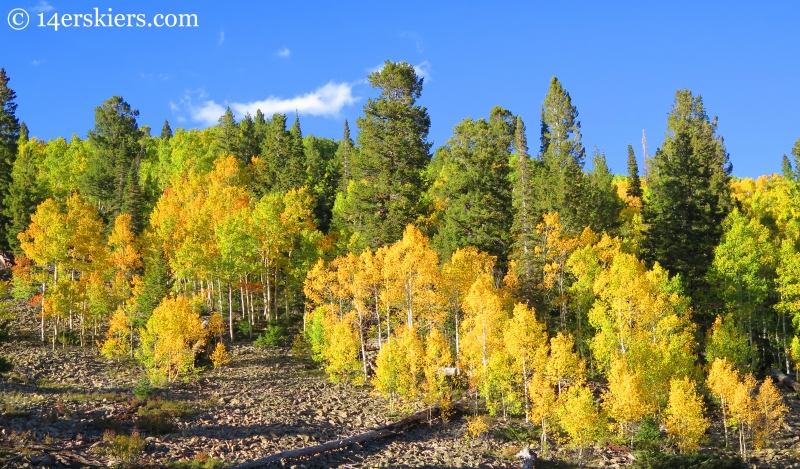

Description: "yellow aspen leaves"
504 303 548 421
556 384 604 465
603 357 652 445
460 274 506 385
209 342 231 369
665 377 709 454
322 311 361 384
753 378 788 450
100 307 132 361
546 332 585 395
137 295 206 383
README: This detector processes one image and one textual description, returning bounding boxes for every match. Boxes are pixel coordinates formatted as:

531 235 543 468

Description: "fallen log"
0 442 105 467
771 369 800 393
233 399 470 469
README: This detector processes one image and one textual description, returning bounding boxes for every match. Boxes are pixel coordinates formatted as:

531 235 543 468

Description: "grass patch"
167 453 226 469
632 452 744 469
136 397 194 435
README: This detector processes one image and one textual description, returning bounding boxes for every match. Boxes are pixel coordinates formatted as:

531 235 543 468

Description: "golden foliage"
664 377 709 454
209 342 230 369
138 295 207 383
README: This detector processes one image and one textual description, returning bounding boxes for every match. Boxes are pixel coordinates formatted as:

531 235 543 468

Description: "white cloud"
218 30 225 45
31 59 44 66
414 61 432 82
176 82 358 126
30 1 53 13
399 31 424 53
277 47 291 58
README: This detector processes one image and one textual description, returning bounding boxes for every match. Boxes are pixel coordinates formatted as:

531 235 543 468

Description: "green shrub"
633 415 663 452
632 452 744 469
103 430 145 467
305 307 326 362
237 318 252 338
136 398 193 435
254 322 287 347
167 455 226 469
132 376 153 399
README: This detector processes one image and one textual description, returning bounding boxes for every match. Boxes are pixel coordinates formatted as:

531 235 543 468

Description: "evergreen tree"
0 68 21 253
160 120 173 140
510 115 538 301
792 138 800 180
83 96 144 227
430 106 514 268
216 107 239 158
627 144 642 199
3 138 46 253
304 135 339 233
643 89 732 304
585 149 623 234
282 112 307 191
250 113 306 196
538 77 589 234
335 60 432 250
238 113 260 166
336 120 354 192
781 155 794 181
18 122 28 142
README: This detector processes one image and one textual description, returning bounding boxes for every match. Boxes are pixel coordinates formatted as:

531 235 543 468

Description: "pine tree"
538 77 589 234
281 111 307 191
510 115 538 302
585 149 623 233
160 120 172 140
0 68 21 253
643 90 732 304
216 107 239 158
792 138 800 180
429 107 514 267
3 138 46 253
83 96 144 225
335 60 432 251
336 120 354 192
626 144 642 199
238 113 260 166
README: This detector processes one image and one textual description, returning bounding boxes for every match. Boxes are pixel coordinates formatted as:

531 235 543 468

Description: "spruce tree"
643 89 732 304
83 95 144 226
336 60 432 250
781 155 794 181
627 144 643 199
336 120 354 192
430 106 514 267
510 115 539 301
160 120 172 140
538 77 589 234
282 112 307 190
585 148 623 233
791 139 800 182
3 137 45 253
304 135 339 233
238 113 259 166
216 107 239 158
0 68 21 253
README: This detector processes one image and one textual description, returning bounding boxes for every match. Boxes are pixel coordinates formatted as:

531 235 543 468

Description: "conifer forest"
1 61 800 468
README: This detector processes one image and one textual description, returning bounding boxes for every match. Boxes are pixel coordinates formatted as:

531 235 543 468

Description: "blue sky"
3 1 799 178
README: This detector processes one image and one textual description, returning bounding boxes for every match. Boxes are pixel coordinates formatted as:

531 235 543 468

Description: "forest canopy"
0 61 798 458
